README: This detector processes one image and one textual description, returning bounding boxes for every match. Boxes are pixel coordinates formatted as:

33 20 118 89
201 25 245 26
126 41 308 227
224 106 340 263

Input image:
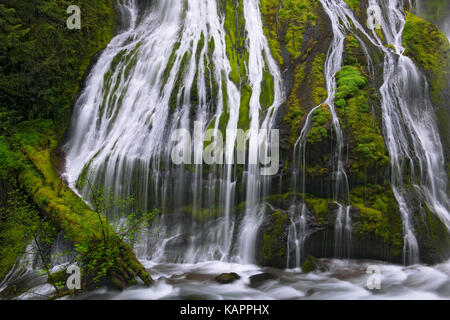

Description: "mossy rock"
403 12 450 182
0 120 154 289
214 272 241 284
256 209 289 268
249 273 278 288
413 203 450 264
301 255 318 273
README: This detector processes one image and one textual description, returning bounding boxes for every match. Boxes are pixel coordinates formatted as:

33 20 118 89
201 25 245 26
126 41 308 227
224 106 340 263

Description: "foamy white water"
4 259 449 300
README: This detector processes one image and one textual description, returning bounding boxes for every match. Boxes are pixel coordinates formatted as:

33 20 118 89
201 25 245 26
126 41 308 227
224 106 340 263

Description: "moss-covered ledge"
402 12 450 186
13 121 153 289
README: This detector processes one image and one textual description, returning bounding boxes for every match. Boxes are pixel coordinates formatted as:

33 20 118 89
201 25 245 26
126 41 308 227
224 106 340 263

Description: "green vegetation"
220 0 253 131
309 53 328 105
305 197 328 225
0 1 116 132
0 188 40 282
261 0 318 65
0 1 155 290
403 12 450 107
0 0 449 289
301 255 318 273
344 0 360 12
214 272 241 284
350 185 403 257
221 0 247 85
262 210 288 265
335 65 389 176
283 65 305 145
403 13 450 184
0 121 153 290
306 104 332 144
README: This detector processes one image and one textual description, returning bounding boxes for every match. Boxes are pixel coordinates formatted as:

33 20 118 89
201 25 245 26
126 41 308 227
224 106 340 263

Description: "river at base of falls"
4 259 450 300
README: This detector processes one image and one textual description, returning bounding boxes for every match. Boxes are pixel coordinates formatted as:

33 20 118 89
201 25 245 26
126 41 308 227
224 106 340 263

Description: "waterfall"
236 0 284 264
366 0 449 264
64 0 283 264
63 0 448 268
291 0 448 265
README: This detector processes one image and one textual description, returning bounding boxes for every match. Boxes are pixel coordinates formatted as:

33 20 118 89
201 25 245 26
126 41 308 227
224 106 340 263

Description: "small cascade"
236 0 284 264
287 203 307 269
288 0 354 266
334 204 352 259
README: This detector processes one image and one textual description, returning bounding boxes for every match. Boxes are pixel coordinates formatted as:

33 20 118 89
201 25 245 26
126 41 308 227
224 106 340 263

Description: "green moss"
283 64 305 145
262 191 304 204
0 120 152 287
310 53 327 104
261 0 318 64
301 255 318 273
163 42 181 86
221 0 247 86
305 197 328 225
214 272 241 284
262 211 288 262
238 84 252 131
0 2 156 287
260 0 283 65
336 66 367 98
403 12 450 107
344 0 361 13
355 205 389 242
412 202 450 263
0 190 40 281
100 43 143 118
0 0 117 134
169 50 192 110
262 1 329 151
260 58 275 109
350 185 403 255
306 104 332 144
335 64 389 176
425 206 450 251
402 12 450 184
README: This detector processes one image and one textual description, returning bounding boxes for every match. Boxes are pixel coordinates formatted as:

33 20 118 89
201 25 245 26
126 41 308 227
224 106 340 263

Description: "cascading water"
366 0 449 264
63 0 283 265
236 0 284 264
290 0 449 265
62 0 449 270
65 0 234 262
288 0 355 267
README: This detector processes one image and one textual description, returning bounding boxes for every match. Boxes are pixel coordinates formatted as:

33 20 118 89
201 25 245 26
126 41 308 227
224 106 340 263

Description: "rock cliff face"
254 0 450 267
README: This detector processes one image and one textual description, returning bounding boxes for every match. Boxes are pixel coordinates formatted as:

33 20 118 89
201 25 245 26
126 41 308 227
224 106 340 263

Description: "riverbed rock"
214 272 241 284
249 273 278 288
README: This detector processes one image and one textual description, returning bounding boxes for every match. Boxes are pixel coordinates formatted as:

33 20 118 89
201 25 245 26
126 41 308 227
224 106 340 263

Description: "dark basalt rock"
214 272 241 284
249 273 278 288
